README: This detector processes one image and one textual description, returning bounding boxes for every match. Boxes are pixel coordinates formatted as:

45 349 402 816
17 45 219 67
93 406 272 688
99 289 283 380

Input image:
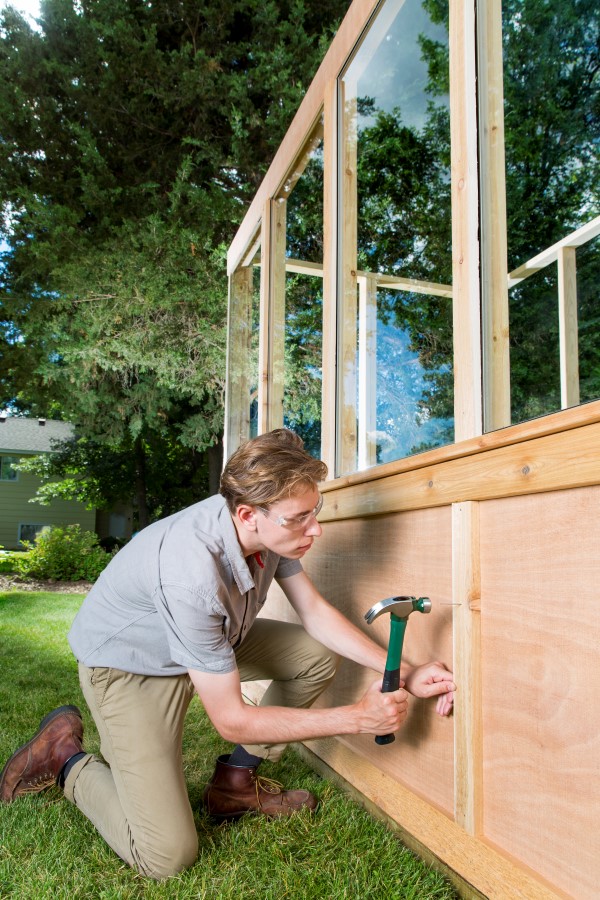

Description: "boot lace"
254 774 283 799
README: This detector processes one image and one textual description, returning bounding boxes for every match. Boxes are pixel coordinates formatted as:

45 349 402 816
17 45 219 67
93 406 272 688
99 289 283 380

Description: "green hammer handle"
375 613 407 745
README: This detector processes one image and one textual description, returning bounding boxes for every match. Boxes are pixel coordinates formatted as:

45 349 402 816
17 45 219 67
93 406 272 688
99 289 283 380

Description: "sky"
0 0 41 24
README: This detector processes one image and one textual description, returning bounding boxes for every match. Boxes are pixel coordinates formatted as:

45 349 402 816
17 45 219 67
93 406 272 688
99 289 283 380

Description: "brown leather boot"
203 754 318 820
0 705 84 803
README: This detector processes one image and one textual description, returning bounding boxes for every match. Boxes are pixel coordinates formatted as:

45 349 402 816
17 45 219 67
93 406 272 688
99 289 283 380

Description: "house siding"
0 455 96 550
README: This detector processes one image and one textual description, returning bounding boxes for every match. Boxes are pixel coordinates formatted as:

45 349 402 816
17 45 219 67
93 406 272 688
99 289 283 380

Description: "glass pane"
283 139 324 459
1 455 19 481
249 264 260 439
503 0 600 424
339 0 453 474
578 236 600 406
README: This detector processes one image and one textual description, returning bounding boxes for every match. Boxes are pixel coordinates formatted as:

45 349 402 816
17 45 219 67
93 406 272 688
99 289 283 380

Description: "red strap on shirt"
254 551 265 569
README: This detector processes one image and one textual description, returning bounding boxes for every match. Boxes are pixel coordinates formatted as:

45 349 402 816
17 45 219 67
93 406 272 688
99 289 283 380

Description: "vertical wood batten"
450 0 482 444
557 246 579 409
322 82 338 477
479 0 511 431
258 198 287 434
224 266 253 460
338 79 359 475
270 198 287 430
358 274 377 469
452 501 483 834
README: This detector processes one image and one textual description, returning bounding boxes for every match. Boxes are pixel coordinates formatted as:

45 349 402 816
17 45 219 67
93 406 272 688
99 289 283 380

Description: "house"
224 0 600 897
0 416 97 550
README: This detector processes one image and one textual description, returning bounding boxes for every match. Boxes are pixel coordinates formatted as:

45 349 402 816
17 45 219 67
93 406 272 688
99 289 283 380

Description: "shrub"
0 548 27 573
14 525 114 582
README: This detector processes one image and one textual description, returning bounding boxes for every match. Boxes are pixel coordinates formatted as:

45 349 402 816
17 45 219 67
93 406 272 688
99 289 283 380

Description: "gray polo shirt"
68 494 302 676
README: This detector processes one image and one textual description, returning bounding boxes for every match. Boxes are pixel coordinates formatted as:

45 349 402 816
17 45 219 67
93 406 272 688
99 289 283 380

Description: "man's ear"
236 504 259 531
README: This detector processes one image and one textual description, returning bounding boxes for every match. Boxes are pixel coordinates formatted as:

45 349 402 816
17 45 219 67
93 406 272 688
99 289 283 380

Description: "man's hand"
403 661 456 716
354 677 409 735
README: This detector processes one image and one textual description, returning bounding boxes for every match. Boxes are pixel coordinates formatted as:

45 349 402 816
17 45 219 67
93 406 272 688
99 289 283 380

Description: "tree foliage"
0 0 347 522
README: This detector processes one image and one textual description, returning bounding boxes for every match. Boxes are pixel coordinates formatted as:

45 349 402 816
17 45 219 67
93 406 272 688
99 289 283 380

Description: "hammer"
364 596 432 745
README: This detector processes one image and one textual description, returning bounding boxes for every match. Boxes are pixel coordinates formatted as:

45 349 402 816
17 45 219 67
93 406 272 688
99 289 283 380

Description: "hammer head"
364 595 432 625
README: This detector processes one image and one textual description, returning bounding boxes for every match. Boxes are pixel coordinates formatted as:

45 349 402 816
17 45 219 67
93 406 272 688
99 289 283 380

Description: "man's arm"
280 571 455 713
188 666 408 745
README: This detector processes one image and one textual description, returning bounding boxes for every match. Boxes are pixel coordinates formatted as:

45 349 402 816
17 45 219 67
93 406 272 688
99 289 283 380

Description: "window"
18 523 47 545
338 0 453 475
0 456 19 481
482 0 600 430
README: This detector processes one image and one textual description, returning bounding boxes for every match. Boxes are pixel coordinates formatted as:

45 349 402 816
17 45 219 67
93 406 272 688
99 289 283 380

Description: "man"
0 429 455 880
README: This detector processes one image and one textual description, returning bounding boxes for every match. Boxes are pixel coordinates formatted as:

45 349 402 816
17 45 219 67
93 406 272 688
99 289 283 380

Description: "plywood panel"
480 486 600 899
266 507 455 814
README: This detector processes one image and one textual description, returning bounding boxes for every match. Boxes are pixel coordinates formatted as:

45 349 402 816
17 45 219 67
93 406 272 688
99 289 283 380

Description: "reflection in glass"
249 264 260 439
340 0 453 474
502 0 600 425
283 141 324 459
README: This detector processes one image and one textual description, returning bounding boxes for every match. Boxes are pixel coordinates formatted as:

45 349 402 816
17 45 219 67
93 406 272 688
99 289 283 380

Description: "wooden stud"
338 77 359 475
224 265 254 460
357 274 378 469
449 0 483 443
322 80 338 478
557 246 580 409
478 0 511 431
452 501 483 834
258 198 287 434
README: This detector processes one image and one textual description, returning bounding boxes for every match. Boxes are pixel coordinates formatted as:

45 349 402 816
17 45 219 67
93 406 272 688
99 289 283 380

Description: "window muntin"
338 0 453 475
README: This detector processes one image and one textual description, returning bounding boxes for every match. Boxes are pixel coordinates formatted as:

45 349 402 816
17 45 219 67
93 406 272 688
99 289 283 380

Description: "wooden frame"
225 0 600 896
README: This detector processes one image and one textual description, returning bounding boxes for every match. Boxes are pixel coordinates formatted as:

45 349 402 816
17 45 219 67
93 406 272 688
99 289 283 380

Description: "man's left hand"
403 661 455 716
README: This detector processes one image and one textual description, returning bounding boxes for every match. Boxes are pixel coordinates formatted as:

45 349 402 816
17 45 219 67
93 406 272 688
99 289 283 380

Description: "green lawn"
0 591 460 899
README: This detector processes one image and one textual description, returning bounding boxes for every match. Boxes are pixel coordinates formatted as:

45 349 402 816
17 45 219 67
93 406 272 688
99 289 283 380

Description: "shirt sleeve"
153 583 237 674
275 556 303 579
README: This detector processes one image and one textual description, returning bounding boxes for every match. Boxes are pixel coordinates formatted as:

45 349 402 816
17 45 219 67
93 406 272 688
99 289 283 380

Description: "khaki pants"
64 619 338 879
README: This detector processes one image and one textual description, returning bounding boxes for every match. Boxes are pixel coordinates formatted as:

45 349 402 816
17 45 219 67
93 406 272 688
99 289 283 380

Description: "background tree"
0 0 347 524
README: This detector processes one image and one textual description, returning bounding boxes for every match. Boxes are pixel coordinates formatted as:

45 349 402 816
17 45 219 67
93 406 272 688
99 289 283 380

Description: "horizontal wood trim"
227 0 380 275
319 398 600 492
319 417 600 521
302 738 569 899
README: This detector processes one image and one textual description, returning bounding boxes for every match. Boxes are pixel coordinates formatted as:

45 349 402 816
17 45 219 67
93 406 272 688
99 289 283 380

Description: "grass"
0 591 460 900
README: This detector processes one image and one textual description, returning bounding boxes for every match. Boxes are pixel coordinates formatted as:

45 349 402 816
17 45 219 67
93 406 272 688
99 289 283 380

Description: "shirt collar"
218 496 257 594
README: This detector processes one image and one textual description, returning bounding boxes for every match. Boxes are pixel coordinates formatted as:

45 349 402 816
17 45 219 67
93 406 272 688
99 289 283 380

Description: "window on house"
0 456 20 481
18 523 47 545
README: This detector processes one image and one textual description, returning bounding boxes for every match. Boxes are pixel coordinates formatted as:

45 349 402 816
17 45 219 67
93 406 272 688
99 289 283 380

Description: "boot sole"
0 705 83 802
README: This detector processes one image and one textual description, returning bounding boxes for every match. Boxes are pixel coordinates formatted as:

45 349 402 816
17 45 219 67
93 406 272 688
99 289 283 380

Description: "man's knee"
135 830 199 881
306 635 339 687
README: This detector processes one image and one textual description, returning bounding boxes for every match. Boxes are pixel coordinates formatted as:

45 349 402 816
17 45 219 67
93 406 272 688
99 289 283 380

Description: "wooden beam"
452 501 483 835
357 274 378 469
303 737 567 899
322 77 338 478
318 419 600 520
557 246 580 409
338 79 359 475
224 265 254 460
258 198 287 433
449 0 483 443
479 0 511 431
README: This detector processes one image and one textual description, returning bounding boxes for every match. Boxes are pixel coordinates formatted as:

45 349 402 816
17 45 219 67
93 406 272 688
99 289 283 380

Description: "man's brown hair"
220 428 328 512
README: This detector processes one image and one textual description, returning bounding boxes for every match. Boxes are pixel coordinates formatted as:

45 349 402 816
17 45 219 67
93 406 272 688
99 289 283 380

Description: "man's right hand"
354 677 409 735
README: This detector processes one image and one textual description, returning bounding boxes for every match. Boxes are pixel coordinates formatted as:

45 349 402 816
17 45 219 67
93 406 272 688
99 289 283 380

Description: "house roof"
0 417 75 454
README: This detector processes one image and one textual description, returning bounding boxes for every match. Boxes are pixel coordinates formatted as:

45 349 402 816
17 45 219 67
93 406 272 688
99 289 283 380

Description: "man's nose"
304 517 322 537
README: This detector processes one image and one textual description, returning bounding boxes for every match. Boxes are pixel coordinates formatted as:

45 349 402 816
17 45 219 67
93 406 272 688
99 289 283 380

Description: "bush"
14 525 114 582
0 550 20 573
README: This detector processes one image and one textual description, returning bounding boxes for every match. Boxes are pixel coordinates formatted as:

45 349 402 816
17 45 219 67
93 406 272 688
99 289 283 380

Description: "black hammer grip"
375 666 401 745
